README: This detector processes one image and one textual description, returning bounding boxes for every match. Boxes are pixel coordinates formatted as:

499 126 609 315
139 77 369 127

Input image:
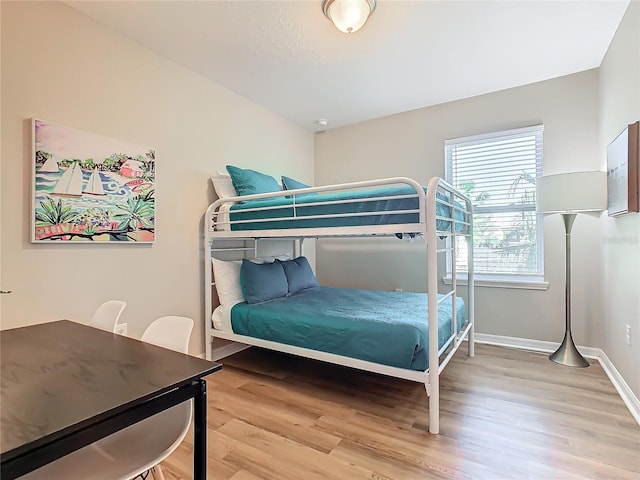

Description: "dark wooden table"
0 320 221 479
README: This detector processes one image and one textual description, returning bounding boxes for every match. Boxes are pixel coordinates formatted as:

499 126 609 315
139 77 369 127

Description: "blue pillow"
281 176 311 191
240 259 288 304
281 176 316 199
278 256 319 294
226 165 281 197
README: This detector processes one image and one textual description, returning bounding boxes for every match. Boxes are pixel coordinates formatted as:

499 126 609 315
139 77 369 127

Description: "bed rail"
206 177 432 238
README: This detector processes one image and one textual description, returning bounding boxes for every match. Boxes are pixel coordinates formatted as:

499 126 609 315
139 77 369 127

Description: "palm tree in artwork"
35 198 76 226
113 198 154 232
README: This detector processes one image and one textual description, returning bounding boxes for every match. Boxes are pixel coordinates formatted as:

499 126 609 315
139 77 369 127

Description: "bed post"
467 201 475 358
204 207 213 361
426 178 439 434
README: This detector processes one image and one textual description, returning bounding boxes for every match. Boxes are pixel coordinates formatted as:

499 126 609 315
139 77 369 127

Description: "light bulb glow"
323 0 375 34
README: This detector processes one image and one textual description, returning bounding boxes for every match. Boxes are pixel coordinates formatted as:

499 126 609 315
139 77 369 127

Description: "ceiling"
66 1 630 132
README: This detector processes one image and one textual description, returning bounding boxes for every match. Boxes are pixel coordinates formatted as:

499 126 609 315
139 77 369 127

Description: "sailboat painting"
32 118 155 243
83 169 106 196
52 161 84 197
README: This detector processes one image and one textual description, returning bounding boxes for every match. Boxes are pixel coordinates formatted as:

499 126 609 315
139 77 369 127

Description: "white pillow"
211 174 237 199
211 258 244 306
211 304 233 332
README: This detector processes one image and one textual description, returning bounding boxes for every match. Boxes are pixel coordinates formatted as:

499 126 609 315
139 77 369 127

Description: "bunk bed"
203 174 474 434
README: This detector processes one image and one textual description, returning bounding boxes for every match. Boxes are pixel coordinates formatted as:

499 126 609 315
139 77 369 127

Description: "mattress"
222 186 465 232
229 286 466 371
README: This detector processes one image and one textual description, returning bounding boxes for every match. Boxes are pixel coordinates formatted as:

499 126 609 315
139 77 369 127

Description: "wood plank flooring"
162 344 640 479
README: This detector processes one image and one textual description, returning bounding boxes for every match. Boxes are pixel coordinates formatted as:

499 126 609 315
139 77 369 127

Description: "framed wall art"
607 121 639 217
32 118 156 242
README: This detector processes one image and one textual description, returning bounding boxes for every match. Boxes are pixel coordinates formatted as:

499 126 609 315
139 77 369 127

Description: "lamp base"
549 332 589 368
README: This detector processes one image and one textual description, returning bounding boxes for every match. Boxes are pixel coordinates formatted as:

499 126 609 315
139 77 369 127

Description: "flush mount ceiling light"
322 0 376 34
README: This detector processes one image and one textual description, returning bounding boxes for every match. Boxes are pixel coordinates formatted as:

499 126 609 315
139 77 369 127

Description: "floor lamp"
536 171 607 368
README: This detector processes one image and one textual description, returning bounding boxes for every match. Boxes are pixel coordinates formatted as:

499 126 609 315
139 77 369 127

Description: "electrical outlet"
395 288 403 293
115 323 128 336
625 324 631 347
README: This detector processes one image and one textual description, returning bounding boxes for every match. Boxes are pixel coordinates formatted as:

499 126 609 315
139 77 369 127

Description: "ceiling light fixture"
322 0 376 34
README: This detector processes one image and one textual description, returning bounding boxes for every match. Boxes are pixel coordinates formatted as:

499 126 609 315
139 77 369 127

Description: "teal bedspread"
230 286 466 371
228 186 466 232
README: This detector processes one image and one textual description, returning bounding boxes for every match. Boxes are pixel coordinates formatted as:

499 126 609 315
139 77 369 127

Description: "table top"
0 320 221 461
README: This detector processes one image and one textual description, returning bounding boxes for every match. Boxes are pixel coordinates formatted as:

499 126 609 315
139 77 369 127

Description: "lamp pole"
549 213 589 367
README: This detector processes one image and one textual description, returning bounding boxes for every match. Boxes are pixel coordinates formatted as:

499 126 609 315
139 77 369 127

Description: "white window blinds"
445 125 543 278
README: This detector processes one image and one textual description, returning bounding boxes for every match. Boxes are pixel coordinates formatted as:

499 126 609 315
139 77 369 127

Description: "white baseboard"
473 333 640 426
473 333 601 358
211 342 250 361
596 349 640 426
197 342 251 360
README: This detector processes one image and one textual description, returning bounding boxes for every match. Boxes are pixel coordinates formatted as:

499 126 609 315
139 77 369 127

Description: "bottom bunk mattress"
229 286 466 371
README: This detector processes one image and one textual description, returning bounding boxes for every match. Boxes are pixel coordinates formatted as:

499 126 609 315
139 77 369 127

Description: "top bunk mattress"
229 286 466 371
218 186 466 232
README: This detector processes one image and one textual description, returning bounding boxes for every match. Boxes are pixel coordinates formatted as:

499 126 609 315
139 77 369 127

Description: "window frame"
444 125 546 289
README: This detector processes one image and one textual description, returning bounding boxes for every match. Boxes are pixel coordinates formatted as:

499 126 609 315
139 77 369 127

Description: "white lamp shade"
536 171 607 213
324 0 375 34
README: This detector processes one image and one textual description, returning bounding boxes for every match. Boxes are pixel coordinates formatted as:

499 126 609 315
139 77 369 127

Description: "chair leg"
151 465 166 480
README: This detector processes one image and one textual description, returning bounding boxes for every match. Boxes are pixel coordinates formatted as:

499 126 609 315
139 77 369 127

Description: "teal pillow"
281 176 311 191
240 259 288 303
226 165 281 197
278 256 320 294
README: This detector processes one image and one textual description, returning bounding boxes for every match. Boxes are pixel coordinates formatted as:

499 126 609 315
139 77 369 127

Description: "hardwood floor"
162 344 640 479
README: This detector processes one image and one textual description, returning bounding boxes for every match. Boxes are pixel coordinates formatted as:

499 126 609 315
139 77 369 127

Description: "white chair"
89 300 127 333
141 315 193 353
22 316 195 480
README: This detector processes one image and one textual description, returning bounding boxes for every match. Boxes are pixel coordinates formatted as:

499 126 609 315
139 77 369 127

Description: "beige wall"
315 70 604 347
0 1 314 355
599 1 640 397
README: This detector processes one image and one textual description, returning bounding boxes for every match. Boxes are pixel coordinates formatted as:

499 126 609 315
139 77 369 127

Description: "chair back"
141 316 194 354
139 316 195 473
90 300 127 332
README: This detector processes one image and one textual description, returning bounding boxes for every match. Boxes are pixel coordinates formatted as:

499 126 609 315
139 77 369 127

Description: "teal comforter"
229 186 466 232
230 286 466 371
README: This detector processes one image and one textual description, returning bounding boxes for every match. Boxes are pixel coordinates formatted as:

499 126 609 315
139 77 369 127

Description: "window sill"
442 274 549 291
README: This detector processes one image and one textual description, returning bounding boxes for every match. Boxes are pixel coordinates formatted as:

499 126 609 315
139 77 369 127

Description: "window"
445 125 544 286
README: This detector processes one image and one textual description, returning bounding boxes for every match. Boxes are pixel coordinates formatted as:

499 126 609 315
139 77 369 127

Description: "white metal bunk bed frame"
203 176 474 434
